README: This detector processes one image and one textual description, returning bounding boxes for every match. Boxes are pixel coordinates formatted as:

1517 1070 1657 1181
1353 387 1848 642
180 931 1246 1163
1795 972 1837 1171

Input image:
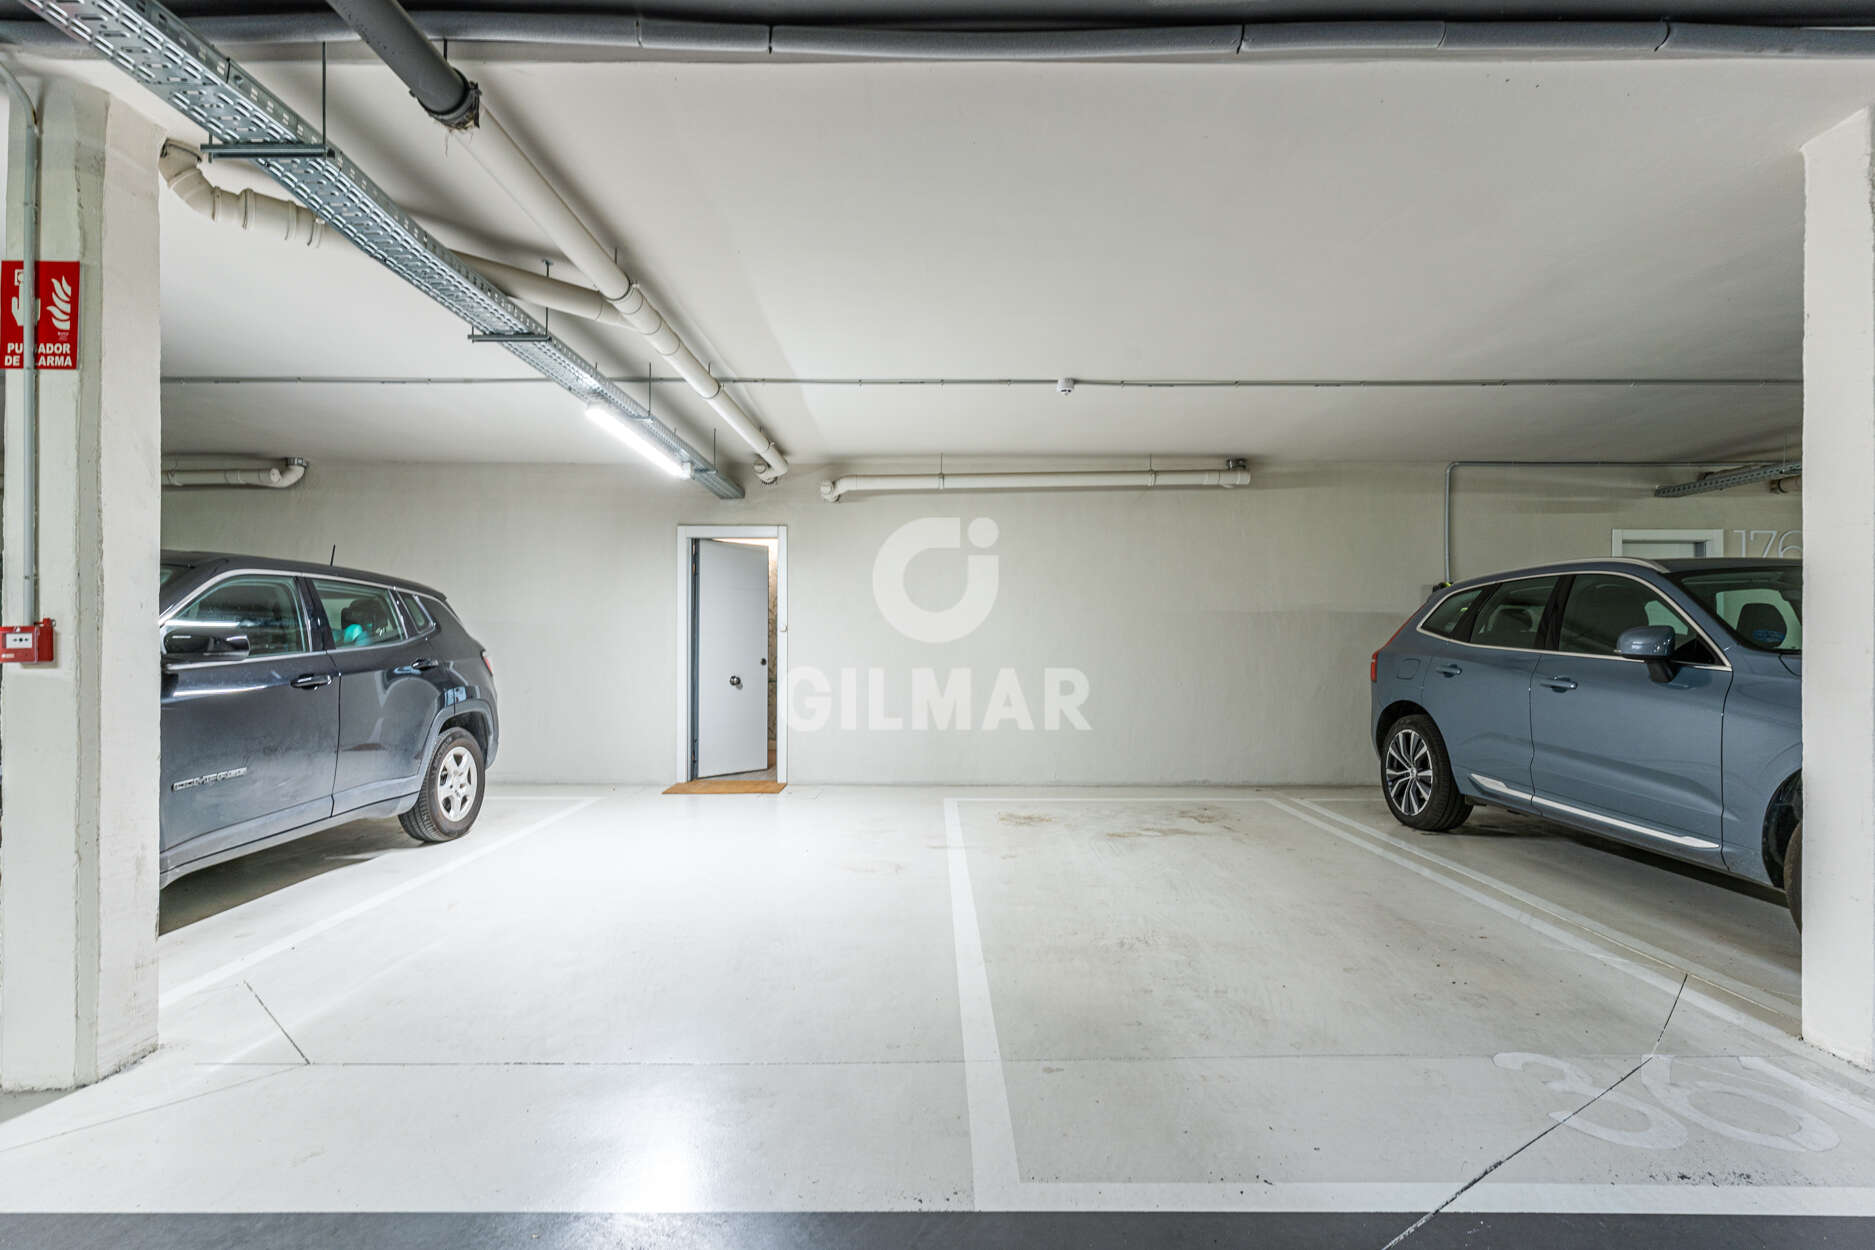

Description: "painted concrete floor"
0 786 1870 1244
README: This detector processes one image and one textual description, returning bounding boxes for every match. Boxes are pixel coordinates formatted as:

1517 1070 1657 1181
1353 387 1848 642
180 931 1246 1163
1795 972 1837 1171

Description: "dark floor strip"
0 1212 1869 1250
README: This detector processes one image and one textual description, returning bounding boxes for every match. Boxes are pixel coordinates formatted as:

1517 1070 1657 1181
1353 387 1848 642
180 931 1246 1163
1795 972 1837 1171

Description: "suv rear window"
1676 566 1802 653
1420 587 1484 639
313 579 408 649
1466 577 1558 650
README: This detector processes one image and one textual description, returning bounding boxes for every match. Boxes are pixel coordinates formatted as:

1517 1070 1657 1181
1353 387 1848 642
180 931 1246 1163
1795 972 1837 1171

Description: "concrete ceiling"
22 38 1872 473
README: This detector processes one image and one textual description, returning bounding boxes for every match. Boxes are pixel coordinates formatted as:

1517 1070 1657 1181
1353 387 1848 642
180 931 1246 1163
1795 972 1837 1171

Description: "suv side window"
1466 577 1558 650
168 575 309 657
1557 573 1716 664
1421 586 1485 639
313 579 408 649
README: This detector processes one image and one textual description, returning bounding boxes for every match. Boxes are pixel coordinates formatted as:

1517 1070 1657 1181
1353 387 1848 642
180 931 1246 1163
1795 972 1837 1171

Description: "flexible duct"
162 458 308 489
323 0 788 481
821 466 1252 502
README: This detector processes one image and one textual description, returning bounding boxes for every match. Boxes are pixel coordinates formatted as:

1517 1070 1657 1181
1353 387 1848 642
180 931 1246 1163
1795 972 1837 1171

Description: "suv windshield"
1676 566 1802 653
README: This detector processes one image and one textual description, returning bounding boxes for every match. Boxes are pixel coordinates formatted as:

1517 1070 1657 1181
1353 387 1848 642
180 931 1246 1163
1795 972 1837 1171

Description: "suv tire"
1380 715 1472 832
1784 822 1802 931
401 728 485 844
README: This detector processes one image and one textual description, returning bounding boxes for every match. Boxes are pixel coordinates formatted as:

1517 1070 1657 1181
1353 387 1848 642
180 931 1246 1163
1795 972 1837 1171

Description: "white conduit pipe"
159 142 326 246
452 110 788 481
821 466 1252 502
161 458 308 489
1 64 41 621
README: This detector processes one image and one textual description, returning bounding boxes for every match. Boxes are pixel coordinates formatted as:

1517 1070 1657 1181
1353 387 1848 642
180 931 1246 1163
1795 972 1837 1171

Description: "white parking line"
160 797 600 1009
1304 794 1798 1019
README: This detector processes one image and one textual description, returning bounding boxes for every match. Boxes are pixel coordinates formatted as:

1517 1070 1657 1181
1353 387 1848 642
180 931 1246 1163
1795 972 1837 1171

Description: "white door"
693 539 770 777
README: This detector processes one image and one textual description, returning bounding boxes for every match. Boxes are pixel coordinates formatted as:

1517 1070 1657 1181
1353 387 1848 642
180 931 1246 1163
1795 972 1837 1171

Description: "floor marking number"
1500 1053 1850 1153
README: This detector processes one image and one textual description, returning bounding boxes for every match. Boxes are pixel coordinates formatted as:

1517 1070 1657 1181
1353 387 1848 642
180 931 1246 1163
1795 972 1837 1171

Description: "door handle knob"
729 675 743 688
290 673 332 690
1436 663 1463 677
1541 676 1578 691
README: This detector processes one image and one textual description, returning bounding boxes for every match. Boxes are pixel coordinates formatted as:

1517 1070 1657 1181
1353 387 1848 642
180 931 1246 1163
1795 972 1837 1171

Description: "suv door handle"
394 658 441 675
1435 663 1463 678
1540 676 1578 692
290 673 333 690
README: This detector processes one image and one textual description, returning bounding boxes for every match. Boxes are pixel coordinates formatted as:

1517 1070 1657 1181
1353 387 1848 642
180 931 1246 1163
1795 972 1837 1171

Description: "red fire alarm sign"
2 261 80 370
0 619 54 664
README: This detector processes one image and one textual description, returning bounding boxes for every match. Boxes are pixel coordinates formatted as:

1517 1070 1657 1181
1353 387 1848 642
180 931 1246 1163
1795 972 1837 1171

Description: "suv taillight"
481 650 493 676
1372 613 1415 683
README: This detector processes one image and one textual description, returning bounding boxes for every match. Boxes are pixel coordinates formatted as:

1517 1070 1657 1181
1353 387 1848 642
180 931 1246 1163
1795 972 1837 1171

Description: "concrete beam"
0 80 163 1089
1801 108 1875 1069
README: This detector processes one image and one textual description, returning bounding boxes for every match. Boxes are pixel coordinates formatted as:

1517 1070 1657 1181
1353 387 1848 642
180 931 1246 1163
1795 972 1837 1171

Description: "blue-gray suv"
158 551 499 885
1370 558 1802 924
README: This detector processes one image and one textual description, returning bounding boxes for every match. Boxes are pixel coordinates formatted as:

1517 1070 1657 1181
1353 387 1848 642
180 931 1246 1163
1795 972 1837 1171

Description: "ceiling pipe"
29 0 743 498
821 463 1251 502
160 141 327 245
11 15 1875 60
161 142 643 327
162 457 308 489
324 0 789 483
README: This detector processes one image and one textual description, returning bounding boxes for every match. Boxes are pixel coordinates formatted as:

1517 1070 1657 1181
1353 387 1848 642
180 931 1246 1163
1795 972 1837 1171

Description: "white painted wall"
162 461 1800 786
1800 108 1875 1069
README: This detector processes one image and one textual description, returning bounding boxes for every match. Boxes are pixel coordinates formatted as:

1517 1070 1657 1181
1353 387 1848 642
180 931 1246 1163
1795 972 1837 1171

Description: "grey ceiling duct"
7 13 1875 59
325 0 478 125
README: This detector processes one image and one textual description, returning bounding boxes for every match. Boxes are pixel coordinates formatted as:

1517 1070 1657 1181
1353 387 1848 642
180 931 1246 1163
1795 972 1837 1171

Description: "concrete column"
0 81 163 1089
1802 109 1875 1069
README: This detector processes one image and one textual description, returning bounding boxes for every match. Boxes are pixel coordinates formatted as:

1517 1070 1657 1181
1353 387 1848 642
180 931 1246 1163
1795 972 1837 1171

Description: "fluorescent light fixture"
585 405 691 478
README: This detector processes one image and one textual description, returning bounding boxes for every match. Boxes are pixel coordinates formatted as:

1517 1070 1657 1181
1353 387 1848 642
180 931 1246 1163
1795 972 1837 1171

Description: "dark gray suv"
1370 558 1803 924
158 551 499 885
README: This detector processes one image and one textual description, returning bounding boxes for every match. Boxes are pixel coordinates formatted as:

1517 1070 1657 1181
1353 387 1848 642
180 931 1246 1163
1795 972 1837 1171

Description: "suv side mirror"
1617 625 1677 683
163 626 251 668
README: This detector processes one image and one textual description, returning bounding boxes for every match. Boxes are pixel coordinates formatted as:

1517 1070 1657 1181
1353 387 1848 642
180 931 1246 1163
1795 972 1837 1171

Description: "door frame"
675 524 787 784
1611 528 1727 558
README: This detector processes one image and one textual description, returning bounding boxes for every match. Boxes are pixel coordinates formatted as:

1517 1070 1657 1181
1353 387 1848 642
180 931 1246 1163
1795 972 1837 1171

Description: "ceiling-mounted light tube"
585 405 691 478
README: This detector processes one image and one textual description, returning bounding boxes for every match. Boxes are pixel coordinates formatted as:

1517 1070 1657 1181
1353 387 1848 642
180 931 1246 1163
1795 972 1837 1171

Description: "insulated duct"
821 464 1251 502
324 0 790 482
162 457 308 488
